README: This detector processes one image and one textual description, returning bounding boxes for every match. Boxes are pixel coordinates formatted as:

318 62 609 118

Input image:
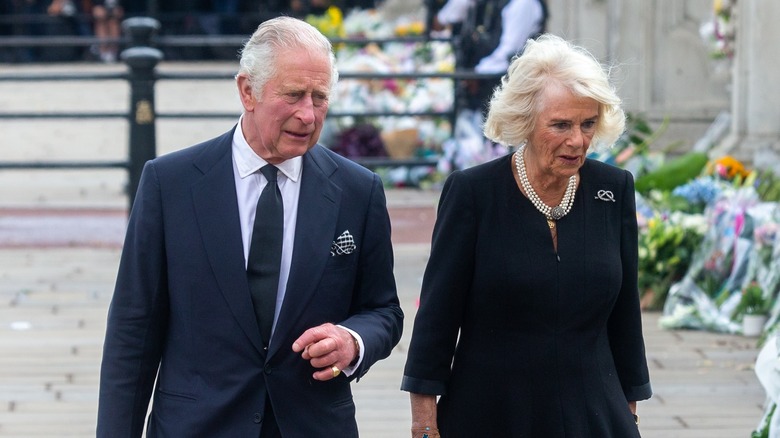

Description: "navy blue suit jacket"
97 128 403 437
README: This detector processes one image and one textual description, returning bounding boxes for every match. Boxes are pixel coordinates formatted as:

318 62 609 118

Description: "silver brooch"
595 190 615 202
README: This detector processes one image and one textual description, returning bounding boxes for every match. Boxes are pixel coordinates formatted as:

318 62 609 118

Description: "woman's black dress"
401 155 652 437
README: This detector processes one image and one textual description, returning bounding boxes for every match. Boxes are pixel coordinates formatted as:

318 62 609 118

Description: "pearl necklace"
514 144 577 229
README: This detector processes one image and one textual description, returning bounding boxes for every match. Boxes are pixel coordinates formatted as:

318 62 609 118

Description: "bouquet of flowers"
672 176 728 214
324 9 457 186
638 210 706 309
306 5 346 39
699 0 737 60
659 187 780 333
734 281 770 318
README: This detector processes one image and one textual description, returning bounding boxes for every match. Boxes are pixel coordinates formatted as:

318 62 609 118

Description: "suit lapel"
191 131 266 355
270 147 341 358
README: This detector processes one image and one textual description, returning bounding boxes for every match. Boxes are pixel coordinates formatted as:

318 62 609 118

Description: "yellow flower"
708 155 749 180
306 6 345 39
326 5 343 26
395 21 425 36
648 218 658 229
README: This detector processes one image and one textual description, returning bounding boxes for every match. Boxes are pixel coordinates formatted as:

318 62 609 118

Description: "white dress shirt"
437 0 545 73
231 118 363 374
232 119 302 339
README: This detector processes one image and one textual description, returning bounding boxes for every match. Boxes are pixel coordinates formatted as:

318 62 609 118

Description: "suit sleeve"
97 161 170 437
607 169 652 401
341 173 404 380
401 170 477 395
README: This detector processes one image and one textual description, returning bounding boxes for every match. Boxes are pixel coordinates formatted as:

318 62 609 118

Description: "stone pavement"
0 62 768 437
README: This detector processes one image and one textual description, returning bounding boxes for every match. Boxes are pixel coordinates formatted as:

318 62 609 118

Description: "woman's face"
525 82 599 181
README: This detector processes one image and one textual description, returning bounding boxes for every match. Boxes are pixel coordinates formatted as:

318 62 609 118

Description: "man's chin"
278 143 316 159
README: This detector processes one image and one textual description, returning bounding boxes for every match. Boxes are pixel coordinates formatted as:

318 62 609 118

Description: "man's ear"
237 74 256 111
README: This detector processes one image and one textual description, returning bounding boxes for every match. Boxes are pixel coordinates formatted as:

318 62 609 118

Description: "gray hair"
237 16 339 99
483 34 625 149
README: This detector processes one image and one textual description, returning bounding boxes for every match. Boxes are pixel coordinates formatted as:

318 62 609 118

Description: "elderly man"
97 16 403 437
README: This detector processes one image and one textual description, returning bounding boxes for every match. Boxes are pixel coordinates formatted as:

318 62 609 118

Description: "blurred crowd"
0 0 379 63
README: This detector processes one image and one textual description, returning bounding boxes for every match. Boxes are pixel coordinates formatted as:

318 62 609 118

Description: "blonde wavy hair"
483 34 625 150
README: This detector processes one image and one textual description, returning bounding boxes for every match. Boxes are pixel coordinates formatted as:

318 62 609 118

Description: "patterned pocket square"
331 230 356 256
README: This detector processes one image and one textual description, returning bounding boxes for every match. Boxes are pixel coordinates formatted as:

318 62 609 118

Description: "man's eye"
312 94 328 106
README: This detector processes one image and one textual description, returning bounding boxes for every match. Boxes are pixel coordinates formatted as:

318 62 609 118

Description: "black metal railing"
0 16 499 211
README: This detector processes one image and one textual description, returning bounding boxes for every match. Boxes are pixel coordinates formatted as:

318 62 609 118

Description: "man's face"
238 48 331 164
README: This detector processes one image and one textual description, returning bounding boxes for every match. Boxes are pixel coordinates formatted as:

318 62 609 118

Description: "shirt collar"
232 116 302 183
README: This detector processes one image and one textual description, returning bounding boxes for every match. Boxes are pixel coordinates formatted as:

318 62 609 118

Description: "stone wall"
545 0 731 155
389 0 779 162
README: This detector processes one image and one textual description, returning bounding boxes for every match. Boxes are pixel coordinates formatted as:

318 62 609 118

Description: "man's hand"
292 323 359 381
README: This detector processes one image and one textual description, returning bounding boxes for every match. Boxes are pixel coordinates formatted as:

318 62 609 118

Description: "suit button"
264 365 272 375
253 412 262 424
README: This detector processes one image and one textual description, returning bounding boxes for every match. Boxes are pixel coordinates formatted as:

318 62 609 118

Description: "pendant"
551 205 565 220
547 218 556 229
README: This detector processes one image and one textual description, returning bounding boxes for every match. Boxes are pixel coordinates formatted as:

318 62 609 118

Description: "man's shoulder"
307 145 376 181
153 129 234 169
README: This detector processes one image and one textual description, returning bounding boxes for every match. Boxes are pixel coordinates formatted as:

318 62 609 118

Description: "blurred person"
211 0 240 35
40 0 89 60
91 0 123 62
46 0 76 15
0 0 14 61
97 16 403 437
433 0 548 114
402 34 652 437
6 0 47 62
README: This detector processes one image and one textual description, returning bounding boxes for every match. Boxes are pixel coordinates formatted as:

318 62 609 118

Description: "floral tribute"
593 115 780 334
657 159 780 337
323 8 456 187
699 0 737 59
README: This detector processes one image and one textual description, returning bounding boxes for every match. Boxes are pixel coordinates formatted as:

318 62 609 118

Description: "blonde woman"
402 34 651 437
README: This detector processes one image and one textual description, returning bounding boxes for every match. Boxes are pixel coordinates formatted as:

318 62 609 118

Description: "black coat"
402 154 651 437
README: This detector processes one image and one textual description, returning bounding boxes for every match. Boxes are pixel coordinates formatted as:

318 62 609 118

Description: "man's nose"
296 97 316 124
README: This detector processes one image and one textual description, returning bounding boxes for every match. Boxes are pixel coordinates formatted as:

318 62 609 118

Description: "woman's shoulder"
582 157 631 181
439 153 513 201
581 158 636 198
454 153 513 180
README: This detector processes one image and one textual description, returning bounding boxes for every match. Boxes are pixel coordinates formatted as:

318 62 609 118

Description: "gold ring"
331 365 341 377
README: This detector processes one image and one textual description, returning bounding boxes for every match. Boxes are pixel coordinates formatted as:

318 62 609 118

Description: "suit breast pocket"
316 255 358 302
324 248 358 270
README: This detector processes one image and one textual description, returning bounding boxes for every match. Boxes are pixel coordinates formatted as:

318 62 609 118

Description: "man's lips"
285 130 311 139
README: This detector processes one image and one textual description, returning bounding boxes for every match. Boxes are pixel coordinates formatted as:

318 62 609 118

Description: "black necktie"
247 164 283 347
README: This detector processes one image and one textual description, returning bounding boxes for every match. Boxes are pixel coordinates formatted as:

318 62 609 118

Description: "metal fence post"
122 16 161 48
121 18 163 212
